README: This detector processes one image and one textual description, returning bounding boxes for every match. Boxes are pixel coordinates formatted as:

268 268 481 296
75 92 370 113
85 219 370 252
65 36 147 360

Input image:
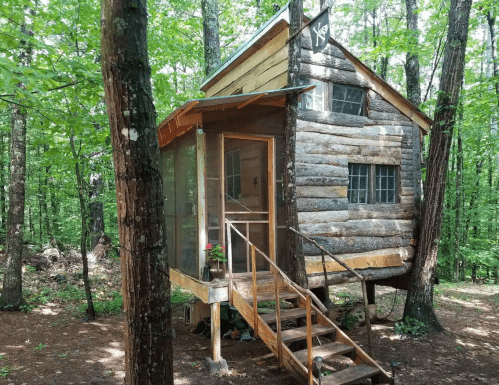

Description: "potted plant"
205 243 227 281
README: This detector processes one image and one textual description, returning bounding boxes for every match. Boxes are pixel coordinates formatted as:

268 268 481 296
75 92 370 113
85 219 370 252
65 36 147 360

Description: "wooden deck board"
293 342 355 364
261 307 316 324
321 364 381 385
281 324 336 344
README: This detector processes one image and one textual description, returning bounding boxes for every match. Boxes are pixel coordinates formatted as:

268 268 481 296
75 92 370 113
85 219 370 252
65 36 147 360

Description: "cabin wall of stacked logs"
296 36 422 282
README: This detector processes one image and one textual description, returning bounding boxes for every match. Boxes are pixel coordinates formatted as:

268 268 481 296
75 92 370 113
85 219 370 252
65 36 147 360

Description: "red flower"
221 246 225 249
205 243 212 250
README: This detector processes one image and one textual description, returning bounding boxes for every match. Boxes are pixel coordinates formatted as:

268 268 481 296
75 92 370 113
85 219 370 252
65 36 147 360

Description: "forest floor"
0 251 498 385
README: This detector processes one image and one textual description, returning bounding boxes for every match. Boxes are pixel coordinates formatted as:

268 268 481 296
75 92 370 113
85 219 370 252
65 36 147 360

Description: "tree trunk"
0 131 7 241
89 153 104 250
404 0 422 107
100 0 173 383
285 0 308 288
0 17 33 310
69 135 96 320
454 122 463 282
0 102 28 310
403 0 472 332
201 0 221 76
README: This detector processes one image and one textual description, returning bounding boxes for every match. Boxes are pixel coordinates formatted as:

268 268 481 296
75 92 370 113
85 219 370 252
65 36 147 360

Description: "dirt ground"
1 255 499 385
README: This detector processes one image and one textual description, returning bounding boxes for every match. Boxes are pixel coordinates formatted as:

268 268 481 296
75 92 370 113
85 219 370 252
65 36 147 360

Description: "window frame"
299 77 367 117
347 163 399 204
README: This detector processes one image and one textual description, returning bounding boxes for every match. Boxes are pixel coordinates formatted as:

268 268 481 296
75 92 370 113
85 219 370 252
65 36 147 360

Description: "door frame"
220 133 276 271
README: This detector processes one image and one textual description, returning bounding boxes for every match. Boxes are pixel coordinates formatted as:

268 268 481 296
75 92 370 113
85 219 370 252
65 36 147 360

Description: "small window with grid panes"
299 78 366 116
348 163 398 204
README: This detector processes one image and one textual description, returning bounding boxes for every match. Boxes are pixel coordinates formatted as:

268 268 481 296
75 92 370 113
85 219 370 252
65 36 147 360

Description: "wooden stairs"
225 219 393 385
233 284 393 385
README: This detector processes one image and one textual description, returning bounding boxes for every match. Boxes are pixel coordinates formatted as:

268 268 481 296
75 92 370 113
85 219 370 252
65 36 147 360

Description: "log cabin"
157 4 431 384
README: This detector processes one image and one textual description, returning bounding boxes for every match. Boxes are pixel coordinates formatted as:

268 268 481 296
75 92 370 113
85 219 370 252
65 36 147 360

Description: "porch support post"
211 302 221 362
197 128 207 279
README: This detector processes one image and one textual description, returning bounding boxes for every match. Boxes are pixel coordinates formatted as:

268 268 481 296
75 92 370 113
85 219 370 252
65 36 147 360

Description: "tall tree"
405 0 422 106
201 0 221 76
100 0 173 383
403 0 473 331
0 11 33 311
285 0 308 288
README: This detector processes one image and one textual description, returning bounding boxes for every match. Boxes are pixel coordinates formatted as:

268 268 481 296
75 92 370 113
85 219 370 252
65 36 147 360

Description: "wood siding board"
307 262 413 288
295 153 349 167
296 131 402 148
359 146 402 158
241 59 289 94
348 204 415 220
305 255 403 274
300 49 356 72
204 22 289 96
297 142 361 156
297 120 404 141
213 45 289 97
254 71 289 92
296 176 349 186
367 119 414 127
368 110 412 122
368 91 401 114
302 236 412 256
299 219 415 237
300 63 369 88
297 109 368 128
297 198 349 212
301 35 345 59
348 155 401 165
296 163 348 177
296 186 348 199
298 210 350 225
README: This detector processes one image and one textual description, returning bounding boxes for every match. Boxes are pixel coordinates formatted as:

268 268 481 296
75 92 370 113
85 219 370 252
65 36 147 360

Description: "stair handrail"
225 219 327 314
289 226 374 357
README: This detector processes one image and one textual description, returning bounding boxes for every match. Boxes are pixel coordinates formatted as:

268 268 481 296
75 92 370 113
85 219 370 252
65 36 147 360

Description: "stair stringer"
313 309 393 385
232 289 318 384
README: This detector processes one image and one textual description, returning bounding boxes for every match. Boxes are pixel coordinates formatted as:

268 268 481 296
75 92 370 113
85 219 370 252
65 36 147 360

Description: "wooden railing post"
306 295 313 385
227 221 233 305
275 266 282 367
251 245 258 338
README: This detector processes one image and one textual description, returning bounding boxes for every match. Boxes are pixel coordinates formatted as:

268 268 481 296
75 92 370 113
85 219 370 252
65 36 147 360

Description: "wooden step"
244 290 300 304
293 342 356 364
281 324 336 344
321 364 381 385
260 307 316 324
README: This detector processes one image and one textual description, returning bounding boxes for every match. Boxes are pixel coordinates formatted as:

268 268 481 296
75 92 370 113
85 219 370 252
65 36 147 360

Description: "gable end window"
348 163 398 204
299 78 366 116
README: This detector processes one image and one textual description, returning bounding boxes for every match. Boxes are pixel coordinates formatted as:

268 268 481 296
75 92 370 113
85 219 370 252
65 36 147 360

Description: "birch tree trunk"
285 0 308 288
405 0 422 107
0 19 32 310
403 0 473 331
201 0 221 76
100 0 173 383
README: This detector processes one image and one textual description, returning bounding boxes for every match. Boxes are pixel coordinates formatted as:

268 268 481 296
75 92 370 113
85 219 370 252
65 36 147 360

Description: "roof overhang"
157 85 312 148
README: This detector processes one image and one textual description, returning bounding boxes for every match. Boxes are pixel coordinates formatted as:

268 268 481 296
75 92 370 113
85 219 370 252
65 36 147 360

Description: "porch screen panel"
205 132 222 248
160 148 176 267
175 133 198 277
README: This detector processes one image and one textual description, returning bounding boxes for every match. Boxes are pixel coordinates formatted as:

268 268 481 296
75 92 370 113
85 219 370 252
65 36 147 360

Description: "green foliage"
395 316 427 337
205 243 227 263
33 343 47 351
171 286 192 306
341 312 360 330
0 365 15 378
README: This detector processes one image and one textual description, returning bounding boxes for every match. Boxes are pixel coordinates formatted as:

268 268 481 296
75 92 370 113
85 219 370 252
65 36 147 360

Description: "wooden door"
222 134 275 274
